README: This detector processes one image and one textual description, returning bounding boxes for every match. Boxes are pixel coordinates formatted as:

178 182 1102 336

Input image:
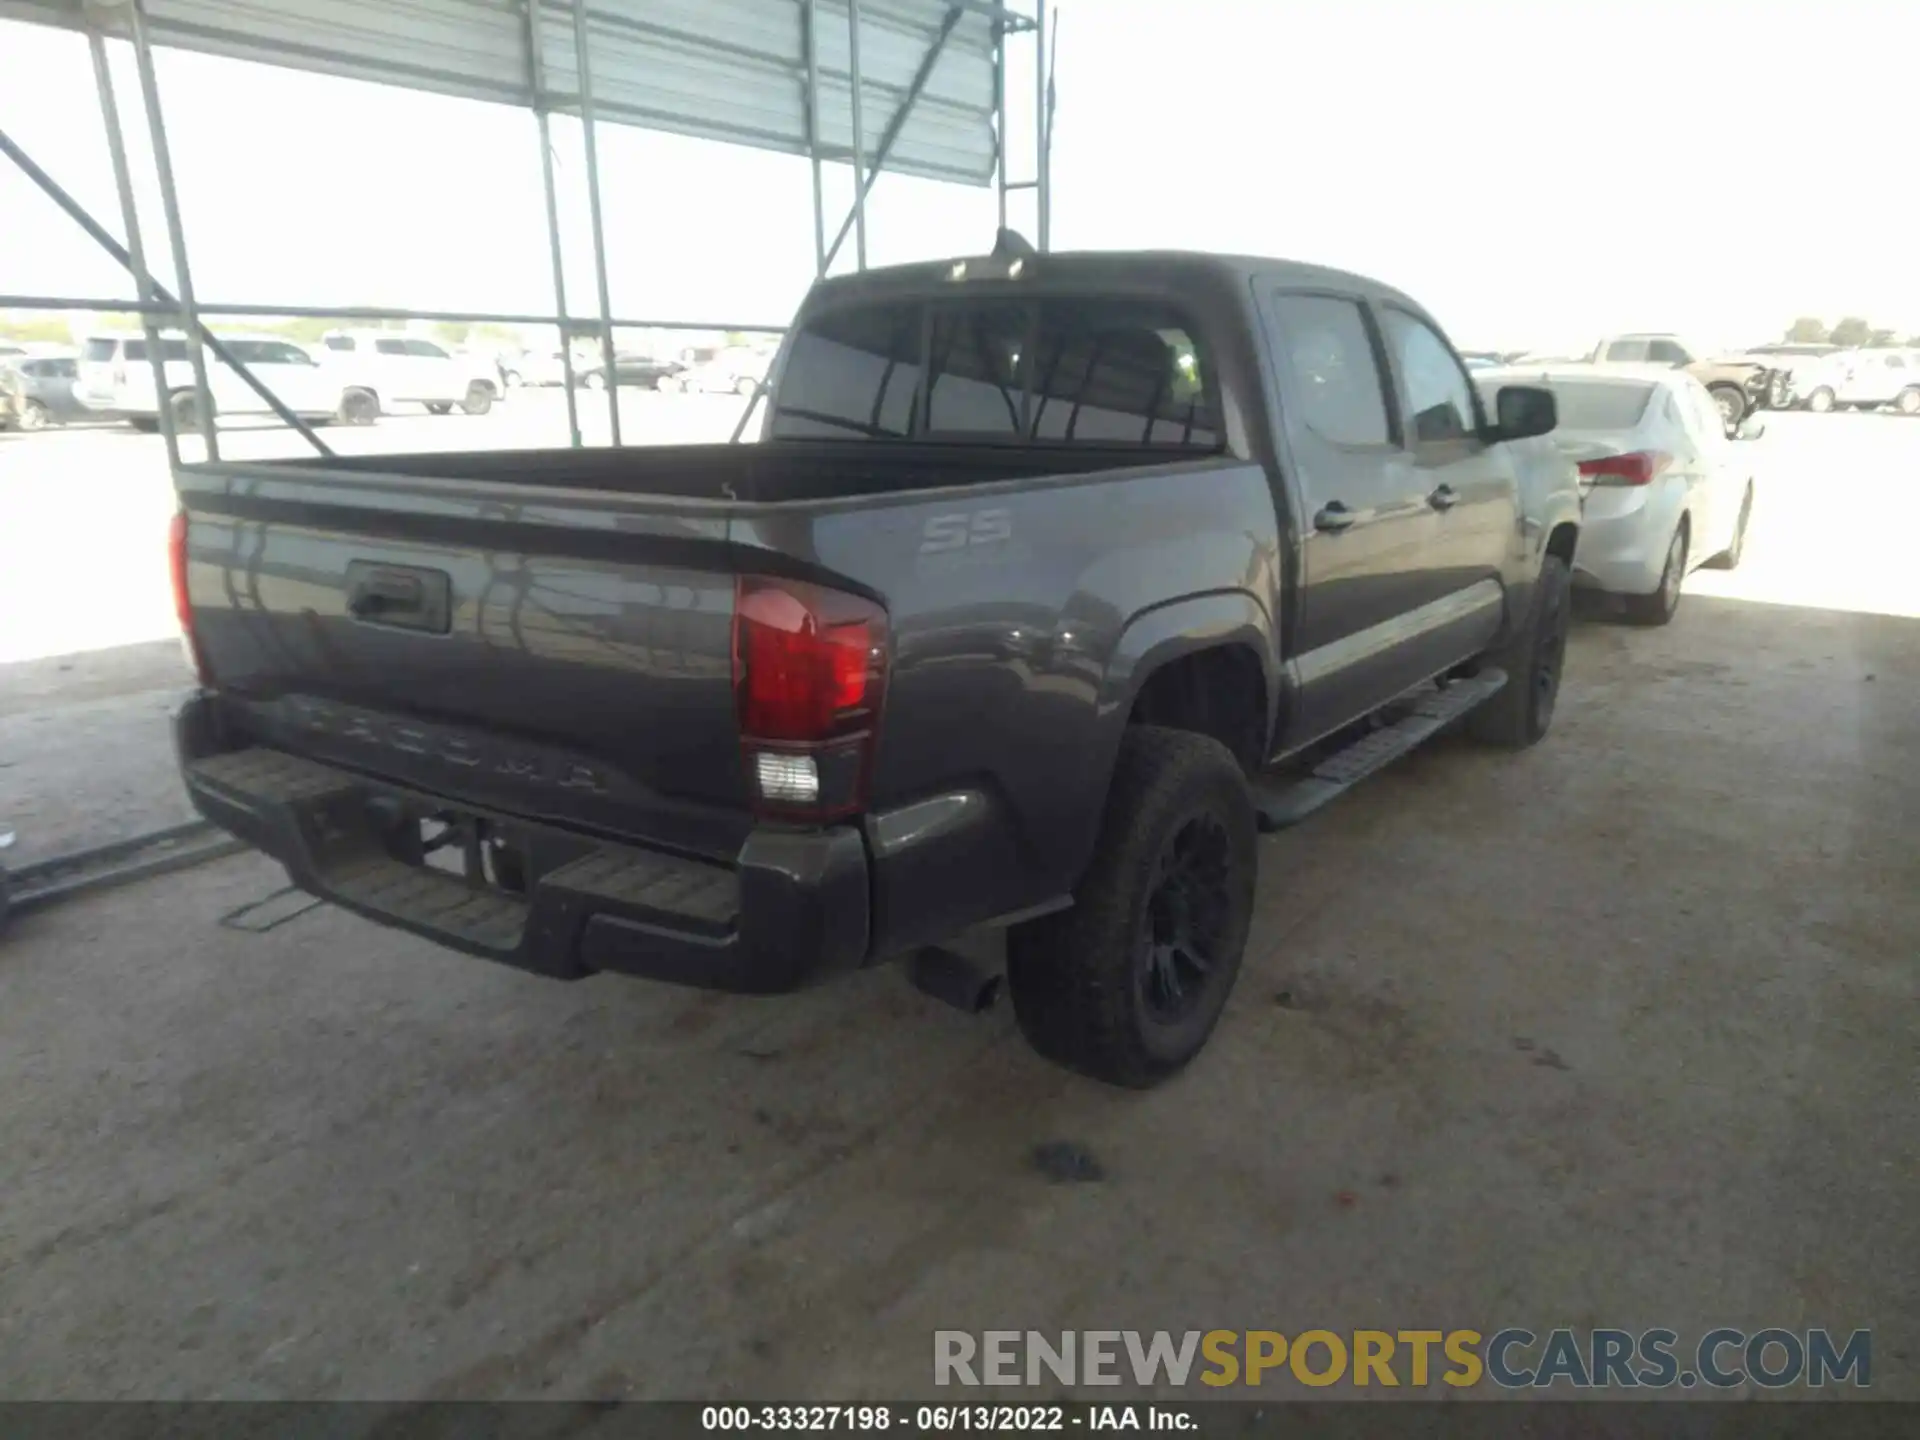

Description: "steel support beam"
847 0 868 270
822 4 966 275
1034 0 1050 251
126 0 217 457
801 0 827 277
0 295 785 334
992 16 1008 233
525 0 581 447
572 2 621 445
0 135 334 454
87 26 180 467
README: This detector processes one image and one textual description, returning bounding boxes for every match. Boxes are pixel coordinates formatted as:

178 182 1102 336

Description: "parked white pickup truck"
75 332 366 431
317 330 501 416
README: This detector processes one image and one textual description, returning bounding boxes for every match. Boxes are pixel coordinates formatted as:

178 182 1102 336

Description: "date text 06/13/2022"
701 1405 1193 1431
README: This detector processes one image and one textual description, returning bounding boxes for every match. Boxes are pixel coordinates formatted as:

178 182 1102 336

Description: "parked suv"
317 331 500 416
76 333 356 431
0 355 87 431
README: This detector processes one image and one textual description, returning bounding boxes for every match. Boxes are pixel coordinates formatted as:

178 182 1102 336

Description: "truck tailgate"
177 464 752 859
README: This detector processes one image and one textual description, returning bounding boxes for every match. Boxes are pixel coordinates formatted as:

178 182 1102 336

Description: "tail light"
168 510 211 684
733 574 888 822
1577 450 1671 487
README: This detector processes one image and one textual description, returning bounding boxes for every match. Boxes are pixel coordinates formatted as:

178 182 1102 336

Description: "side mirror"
1733 416 1766 441
1491 384 1557 441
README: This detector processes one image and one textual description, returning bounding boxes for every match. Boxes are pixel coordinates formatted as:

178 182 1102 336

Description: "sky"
2 0 1916 354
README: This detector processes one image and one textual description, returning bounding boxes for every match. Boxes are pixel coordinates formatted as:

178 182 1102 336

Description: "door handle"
1313 501 1356 533
348 573 424 618
1428 484 1459 512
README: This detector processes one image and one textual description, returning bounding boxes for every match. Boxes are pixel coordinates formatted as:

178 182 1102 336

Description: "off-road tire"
1625 520 1688 627
1896 387 1920 416
460 382 494 416
1705 485 1752 571
1467 553 1572 749
1005 726 1256 1089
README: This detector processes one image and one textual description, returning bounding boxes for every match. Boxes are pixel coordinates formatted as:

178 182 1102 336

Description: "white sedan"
1477 364 1760 625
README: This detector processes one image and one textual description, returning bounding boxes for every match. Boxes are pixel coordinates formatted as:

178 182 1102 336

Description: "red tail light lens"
168 510 210 683
733 575 888 820
1577 450 1671 487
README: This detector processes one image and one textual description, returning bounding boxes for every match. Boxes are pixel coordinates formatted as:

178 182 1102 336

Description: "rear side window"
1533 379 1654 430
123 338 192 362
324 335 356 351
374 338 410 356
1268 294 1391 447
769 296 1220 447
1647 339 1690 365
1605 338 1649 361
83 338 119 362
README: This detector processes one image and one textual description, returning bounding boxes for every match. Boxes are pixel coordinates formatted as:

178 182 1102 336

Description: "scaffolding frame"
0 0 1055 458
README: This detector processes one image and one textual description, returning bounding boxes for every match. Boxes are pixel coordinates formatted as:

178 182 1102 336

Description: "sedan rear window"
1485 378 1653 431
771 296 1220 448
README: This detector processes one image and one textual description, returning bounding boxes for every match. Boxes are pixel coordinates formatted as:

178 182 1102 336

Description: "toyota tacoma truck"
170 236 1580 1087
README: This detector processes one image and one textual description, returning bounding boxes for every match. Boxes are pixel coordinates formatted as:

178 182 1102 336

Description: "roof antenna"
993 227 1037 261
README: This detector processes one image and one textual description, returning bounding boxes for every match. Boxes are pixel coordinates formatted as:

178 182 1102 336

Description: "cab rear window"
771 296 1220 448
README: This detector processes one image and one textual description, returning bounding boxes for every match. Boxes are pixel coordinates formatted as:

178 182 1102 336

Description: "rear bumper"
174 693 870 992
1570 490 1684 596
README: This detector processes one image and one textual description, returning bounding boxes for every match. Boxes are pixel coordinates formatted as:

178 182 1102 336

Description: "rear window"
122 338 193 363
771 296 1220 447
1533 379 1655 430
83 338 120 362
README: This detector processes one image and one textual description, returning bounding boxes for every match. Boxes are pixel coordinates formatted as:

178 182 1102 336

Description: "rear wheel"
170 389 209 432
18 399 48 432
1896 387 1920 416
1005 726 1256 1088
1467 553 1572 749
338 388 379 426
1806 386 1835 413
734 376 758 397
583 371 607 392
1626 520 1688 626
459 381 494 416
1708 385 1747 429
1705 485 1752 571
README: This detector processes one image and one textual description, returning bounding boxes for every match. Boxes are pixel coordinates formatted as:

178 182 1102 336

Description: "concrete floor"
0 408 1914 1400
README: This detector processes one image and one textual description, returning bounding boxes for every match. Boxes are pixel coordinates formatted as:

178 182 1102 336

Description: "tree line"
1783 317 1920 348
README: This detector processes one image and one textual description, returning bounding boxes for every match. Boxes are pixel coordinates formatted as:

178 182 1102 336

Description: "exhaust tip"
908 946 1002 1016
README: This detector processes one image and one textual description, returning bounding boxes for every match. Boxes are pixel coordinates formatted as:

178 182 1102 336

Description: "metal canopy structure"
2 0 1008 185
0 0 1054 458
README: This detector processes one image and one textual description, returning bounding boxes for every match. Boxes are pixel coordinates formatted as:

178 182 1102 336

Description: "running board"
1252 670 1508 832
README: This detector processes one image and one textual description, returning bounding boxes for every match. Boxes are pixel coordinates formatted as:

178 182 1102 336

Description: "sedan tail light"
733 575 888 822
1577 450 1672 487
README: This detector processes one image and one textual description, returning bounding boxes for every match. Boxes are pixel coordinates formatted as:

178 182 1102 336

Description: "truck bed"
271 439 1169 504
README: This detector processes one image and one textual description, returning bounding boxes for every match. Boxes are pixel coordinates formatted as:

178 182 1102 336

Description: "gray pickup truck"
171 236 1581 1086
